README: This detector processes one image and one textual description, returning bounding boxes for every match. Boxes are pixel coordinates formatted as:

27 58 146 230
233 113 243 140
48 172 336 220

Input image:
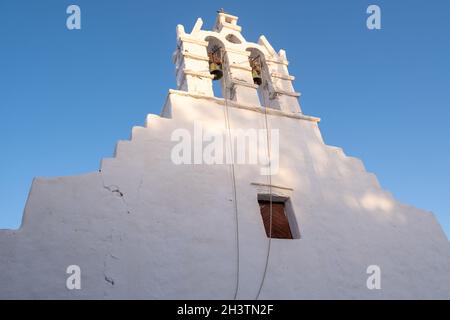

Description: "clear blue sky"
1 0 449 239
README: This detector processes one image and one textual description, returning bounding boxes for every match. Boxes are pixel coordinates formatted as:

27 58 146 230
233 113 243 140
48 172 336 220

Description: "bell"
209 62 223 80
250 55 263 86
208 46 224 81
252 70 262 85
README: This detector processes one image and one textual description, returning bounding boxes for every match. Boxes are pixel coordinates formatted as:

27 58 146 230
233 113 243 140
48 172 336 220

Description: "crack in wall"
104 275 115 286
103 254 117 291
100 176 132 215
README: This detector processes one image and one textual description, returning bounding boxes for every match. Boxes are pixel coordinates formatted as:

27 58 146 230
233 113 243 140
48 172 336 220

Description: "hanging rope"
255 66 274 300
221 48 241 300
216 50 274 300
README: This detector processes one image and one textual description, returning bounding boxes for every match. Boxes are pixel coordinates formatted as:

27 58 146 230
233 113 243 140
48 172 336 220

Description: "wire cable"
255 72 274 300
221 49 241 300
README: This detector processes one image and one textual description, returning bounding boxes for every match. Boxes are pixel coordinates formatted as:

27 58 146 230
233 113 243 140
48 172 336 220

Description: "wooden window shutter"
258 200 293 239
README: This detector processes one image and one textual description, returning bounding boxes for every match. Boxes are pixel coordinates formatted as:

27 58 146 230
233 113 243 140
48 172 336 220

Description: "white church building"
1 12 449 299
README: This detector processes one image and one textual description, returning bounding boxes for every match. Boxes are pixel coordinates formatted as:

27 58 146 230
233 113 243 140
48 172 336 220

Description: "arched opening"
247 48 272 108
205 36 228 99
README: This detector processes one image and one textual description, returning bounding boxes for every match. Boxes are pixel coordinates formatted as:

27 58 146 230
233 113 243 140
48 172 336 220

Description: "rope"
214 50 273 300
255 70 274 300
221 49 241 300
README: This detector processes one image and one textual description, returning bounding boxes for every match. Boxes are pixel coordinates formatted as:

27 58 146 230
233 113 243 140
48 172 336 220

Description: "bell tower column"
265 51 302 114
224 49 260 106
173 22 214 97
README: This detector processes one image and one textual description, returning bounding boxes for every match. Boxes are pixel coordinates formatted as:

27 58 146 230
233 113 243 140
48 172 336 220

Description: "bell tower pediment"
214 10 241 33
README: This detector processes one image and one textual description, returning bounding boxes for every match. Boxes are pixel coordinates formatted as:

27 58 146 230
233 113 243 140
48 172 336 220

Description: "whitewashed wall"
0 92 449 299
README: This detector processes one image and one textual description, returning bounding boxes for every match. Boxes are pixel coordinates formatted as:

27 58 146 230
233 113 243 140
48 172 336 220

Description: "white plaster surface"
0 13 449 299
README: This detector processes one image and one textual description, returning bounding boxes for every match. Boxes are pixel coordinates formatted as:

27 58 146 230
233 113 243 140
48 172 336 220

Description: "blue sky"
0 0 449 239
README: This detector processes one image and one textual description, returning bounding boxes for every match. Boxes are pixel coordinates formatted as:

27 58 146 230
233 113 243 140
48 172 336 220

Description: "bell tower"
172 11 303 114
